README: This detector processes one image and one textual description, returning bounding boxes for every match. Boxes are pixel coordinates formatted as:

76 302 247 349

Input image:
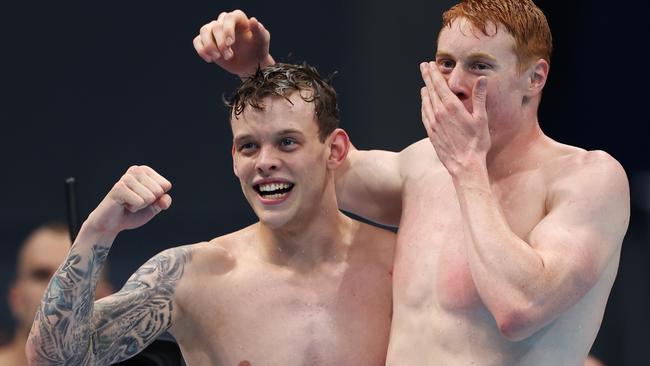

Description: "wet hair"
442 0 553 71
225 62 340 142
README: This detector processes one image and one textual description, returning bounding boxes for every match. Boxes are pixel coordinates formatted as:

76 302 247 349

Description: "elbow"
25 334 39 366
494 305 543 342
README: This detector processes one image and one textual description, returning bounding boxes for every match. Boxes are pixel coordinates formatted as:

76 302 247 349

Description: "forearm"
452 163 548 336
335 146 403 226
27 222 117 365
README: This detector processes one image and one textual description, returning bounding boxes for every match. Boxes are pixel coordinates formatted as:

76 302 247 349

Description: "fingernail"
224 49 232 60
226 37 233 46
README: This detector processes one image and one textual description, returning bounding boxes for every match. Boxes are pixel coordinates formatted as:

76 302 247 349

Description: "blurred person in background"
0 222 113 366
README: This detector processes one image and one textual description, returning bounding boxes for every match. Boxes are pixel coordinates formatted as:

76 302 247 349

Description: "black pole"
65 177 80 242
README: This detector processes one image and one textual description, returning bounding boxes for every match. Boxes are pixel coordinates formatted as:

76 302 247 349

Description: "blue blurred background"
1 0 648 364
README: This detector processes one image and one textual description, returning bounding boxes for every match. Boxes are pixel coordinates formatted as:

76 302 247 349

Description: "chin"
253 207 295 229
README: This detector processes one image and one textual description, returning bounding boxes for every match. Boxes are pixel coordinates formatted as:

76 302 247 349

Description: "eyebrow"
436 50 498 63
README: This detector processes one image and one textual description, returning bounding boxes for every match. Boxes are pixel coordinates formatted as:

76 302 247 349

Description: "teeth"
265 193 286 200
259 182 291 192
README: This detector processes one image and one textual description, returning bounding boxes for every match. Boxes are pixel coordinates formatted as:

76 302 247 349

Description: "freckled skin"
336 17 627 366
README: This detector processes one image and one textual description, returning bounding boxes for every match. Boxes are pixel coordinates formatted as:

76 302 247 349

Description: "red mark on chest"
239 361 251 366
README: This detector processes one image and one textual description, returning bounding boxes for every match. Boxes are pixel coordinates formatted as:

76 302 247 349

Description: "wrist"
449 155 490 189
77 216 119 247
239 54 275 78
261 54 275 69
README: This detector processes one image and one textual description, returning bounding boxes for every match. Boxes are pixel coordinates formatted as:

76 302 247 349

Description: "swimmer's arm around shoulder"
335 144 404 227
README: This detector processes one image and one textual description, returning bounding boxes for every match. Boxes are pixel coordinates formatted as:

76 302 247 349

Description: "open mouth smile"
254 182 295 202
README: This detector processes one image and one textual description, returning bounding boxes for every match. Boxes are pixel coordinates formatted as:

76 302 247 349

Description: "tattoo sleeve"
28 244 193 365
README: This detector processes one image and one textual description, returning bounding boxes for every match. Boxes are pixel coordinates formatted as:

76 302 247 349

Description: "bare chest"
394 164 547 312
175 260 391 366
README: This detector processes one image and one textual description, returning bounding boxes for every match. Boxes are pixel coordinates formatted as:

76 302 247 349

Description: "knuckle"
113 180 127 193
120 174 133 184
127 165 140 173
144 192 157 205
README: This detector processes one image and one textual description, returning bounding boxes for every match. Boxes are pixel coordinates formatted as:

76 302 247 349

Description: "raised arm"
335 144 404 227
26 165 191 365
193 9 275 78
420 62 630 341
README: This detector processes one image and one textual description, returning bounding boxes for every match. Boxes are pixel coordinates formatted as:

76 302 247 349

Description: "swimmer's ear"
231 143 240 177
326 128 350 171
525 58 549 98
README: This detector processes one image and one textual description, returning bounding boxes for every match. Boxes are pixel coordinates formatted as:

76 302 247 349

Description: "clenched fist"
86 165 172 235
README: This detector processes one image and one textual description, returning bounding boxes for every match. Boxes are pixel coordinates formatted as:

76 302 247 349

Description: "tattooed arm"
26 165 184 365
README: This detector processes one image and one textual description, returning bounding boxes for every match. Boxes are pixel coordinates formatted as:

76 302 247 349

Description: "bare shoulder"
398 138 447 177
179 230 251 279
545 146 629 200
399 138 437 162
539 145 630 244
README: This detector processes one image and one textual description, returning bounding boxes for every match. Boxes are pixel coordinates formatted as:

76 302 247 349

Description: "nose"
445 66 471 101
255 145 281 175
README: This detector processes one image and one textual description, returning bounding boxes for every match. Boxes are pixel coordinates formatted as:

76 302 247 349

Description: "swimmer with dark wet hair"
27 63 395 366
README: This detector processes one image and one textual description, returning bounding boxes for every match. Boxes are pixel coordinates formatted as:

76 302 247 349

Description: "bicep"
87 246 193 364
530 155 629 309
336 147 403 226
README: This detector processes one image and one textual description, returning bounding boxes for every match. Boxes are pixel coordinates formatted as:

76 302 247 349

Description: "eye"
238 142 258 154
29 268 53 282
280 138 295 146
437 59 455 72
470 62 492 72
279 138 298 150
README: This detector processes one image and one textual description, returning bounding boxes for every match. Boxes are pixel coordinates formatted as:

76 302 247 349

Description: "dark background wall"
1 0 648 364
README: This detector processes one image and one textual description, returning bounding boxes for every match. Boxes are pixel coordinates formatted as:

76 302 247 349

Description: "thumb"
249 17 266 37
152 194 172 212
472 77 488 120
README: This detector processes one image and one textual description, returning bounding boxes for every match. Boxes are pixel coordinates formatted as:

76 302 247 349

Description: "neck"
257 181 355 271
